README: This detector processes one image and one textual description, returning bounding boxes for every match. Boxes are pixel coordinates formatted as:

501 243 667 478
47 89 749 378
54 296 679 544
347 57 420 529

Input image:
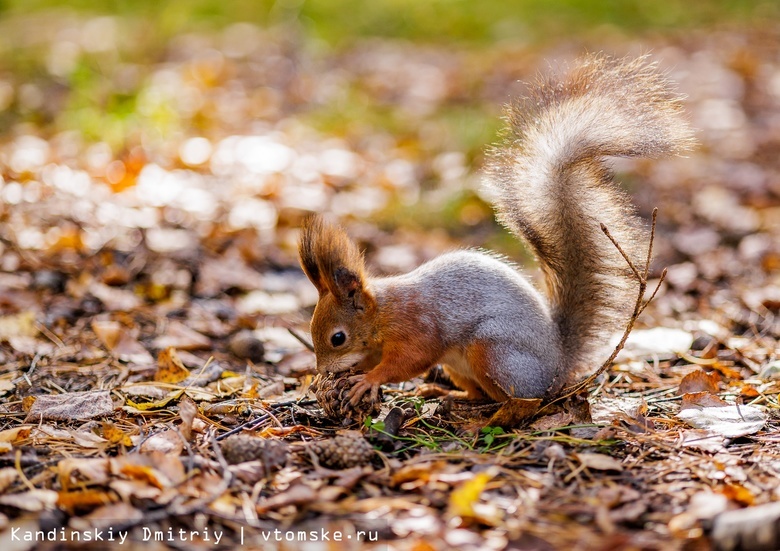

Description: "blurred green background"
3 0 778 46
0 0 777 255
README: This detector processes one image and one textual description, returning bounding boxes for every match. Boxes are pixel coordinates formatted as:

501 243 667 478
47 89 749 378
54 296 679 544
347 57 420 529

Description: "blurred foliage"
1 0 778 47
0 0 778 253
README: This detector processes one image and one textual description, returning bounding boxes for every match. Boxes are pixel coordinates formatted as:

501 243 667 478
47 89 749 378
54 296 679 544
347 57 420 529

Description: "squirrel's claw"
347 374 380 406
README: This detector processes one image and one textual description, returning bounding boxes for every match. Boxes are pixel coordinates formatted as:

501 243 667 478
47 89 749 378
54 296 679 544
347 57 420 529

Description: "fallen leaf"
448 469 497 518
575 453 624 471
0 311 38 339
154 347 190 383
711 501 780 551
70 501 144 531
679 370 721 395
124 388 185 411
530 412 574 431
255 483 317 513
57 489 116 513
58 458 111 491
138 429 185 455
680 392 729 410
589 396 646 424
24 391 115 421
677 404 767 437
719 483 755 506
486 398 541 428
678 429 725 452
178 394 198 440
0 426 32 443
0 379 14 395
0 468 19 494
102 422 134 447
618 327 694 359
91 320 122 350
151 321 211 350
0 489 58 511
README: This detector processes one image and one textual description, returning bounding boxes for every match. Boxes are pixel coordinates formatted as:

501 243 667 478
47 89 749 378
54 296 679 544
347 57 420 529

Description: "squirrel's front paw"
347 374 380 407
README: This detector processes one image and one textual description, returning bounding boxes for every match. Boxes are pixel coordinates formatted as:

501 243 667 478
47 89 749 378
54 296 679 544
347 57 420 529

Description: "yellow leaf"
102 422 134 447
154 347 190 383
0 426 31 443
57 489 115 513
125 389 185 411
0 311 37 340
449 470 495 518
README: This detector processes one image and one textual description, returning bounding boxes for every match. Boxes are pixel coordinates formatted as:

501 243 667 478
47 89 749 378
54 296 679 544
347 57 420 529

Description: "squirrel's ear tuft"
298 215 368 305
299 216 327 295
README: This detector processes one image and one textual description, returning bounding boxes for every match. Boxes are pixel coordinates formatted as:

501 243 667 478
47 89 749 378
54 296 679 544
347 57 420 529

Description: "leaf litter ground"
0 13 779 551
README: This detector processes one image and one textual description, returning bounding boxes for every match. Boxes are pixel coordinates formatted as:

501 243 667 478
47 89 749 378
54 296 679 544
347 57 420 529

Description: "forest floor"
0 9 779 551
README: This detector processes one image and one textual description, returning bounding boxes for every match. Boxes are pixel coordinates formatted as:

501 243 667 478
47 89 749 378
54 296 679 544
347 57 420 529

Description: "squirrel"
298 54 695 406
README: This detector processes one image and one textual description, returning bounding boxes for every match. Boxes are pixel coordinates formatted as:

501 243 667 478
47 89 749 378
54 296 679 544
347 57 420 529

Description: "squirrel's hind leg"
434 342 513 402
480 343 558 399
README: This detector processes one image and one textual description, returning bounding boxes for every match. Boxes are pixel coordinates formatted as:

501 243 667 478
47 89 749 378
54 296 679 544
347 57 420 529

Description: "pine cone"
313 371 382 424
220 435 289 470
308 431 374 469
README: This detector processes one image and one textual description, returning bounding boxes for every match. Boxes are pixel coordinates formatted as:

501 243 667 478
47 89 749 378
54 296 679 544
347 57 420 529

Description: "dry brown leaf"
57 489 116 513
71 429 109 448
486 397 541 428
91 319 122 350
138 429 185 455
530 412 574 431
391 462 446 486
71 501 144 530
58 458 111 491
154 347 190 383
178 394 198 440
117 464 171 490
0 468 19 494
88 282 142 311
0 489 58 511
0 378 15 395
680 391 729 410
151 320 211 350
0 426 32 443
0 311 38 339
24 390 114 421
575 453 624 471
679 370 721 394
256 483 317 513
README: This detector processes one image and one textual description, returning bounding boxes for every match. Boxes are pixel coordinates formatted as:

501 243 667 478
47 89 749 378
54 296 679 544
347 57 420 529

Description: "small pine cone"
313 372 382 424
308 431 374 469
220 435 289 470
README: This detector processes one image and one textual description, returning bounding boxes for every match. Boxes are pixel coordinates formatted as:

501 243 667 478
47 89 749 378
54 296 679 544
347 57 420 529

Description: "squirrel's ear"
299 216 328 295
298 215 369 307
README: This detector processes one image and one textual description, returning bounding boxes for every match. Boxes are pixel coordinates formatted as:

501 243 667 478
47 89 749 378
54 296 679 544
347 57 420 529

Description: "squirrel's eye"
330 331 346 347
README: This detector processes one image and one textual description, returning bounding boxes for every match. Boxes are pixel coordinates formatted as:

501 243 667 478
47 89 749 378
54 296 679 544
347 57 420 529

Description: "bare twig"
541 208 667 409
287 327 315 352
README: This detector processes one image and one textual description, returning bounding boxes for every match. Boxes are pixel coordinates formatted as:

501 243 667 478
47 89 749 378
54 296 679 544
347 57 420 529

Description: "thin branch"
287 327 315 352
638 267 667 317
643 208 659 278
541 209 666 410
600 223 642 281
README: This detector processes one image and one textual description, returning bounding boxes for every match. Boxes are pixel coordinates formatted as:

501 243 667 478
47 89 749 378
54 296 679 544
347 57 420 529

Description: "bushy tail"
485 54 695 378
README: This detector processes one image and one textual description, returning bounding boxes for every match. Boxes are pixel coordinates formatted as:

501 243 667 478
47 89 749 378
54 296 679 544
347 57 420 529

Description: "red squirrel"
299 55 694 406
